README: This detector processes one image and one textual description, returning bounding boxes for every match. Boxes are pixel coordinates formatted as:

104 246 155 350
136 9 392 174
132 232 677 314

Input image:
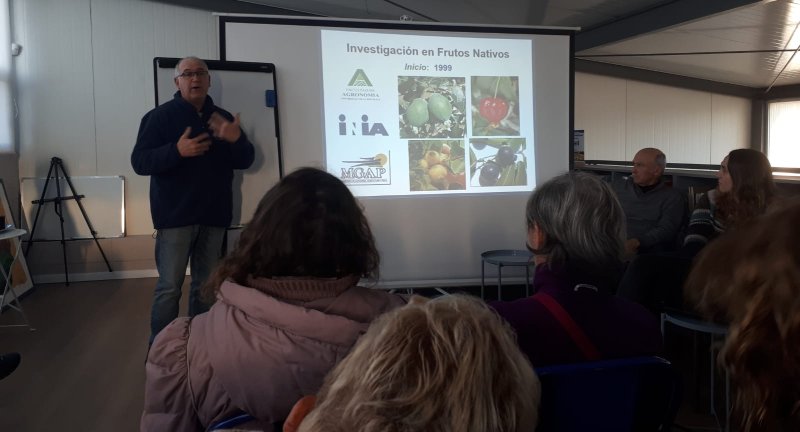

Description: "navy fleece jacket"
132 92 255 229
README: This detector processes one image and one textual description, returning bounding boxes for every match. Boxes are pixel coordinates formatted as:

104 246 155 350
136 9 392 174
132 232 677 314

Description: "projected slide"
321 29 535 196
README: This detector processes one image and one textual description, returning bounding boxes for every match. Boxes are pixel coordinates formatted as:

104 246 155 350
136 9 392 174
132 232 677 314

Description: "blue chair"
535 356 681 432
208 413 258 431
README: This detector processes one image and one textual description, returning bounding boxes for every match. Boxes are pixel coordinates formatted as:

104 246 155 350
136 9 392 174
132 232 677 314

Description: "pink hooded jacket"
141 277 406 431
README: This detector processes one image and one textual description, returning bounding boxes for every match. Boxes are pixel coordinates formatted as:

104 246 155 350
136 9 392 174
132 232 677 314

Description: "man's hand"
625 238 641 255
176 127 211 157
208 112 242 143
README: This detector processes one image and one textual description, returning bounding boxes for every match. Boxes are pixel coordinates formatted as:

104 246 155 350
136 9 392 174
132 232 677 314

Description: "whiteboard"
21 176 125 240
154 58 281 226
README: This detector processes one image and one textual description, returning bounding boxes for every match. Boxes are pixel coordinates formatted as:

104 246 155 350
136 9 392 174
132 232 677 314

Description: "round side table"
480 249 534 300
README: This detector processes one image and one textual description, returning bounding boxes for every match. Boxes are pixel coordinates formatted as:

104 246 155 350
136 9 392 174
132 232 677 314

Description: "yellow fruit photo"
408 140 466 191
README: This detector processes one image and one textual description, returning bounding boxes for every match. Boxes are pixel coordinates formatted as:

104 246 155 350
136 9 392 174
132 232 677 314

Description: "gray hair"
174 56 208 78
526 172 625 275
655 152 666 170
639 147 667 171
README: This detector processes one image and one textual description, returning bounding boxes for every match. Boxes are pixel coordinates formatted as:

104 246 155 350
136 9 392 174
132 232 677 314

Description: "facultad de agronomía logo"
341 69 380 101
339 153 390 185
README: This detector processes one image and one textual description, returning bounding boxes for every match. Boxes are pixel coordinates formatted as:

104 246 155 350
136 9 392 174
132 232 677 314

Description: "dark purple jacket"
491 264 662 367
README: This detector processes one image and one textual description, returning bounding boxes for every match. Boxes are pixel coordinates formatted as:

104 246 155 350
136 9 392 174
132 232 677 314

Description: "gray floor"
0 278 163 432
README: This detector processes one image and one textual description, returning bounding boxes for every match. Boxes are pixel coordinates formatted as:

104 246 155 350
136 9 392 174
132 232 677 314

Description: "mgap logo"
339 153 391 185
341 69 380 101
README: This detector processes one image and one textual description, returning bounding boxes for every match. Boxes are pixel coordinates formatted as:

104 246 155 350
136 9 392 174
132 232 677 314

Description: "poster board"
573 130 585 162
0 180 33 307
20 176 125 240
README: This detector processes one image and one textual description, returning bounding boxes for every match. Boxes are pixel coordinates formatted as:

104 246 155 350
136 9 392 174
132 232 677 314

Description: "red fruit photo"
470 76 520 137
479 97 509 124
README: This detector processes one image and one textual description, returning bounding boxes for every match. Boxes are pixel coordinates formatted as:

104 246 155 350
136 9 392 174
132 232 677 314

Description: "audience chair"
661 311 730 432
535 356 681 432
208 413 266 431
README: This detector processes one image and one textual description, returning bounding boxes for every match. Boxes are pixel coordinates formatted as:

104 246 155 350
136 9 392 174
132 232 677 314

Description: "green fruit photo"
408 140 466 191
471 76 521 137
469 138 527 187
399 76 466 139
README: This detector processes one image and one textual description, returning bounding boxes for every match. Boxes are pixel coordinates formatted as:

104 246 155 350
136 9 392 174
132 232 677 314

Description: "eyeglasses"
177 70 208 79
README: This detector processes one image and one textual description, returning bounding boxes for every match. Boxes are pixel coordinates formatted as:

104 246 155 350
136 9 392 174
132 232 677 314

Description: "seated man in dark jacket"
612 148 686 255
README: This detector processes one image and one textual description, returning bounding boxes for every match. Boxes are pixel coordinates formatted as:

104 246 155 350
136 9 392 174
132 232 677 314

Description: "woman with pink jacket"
140 167 406 431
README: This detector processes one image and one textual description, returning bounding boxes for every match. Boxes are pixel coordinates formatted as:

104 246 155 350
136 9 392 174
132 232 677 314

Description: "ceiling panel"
579 53 797 87
159 0 800 88
541 0 665 28
577 0 800 87
236 0 664 26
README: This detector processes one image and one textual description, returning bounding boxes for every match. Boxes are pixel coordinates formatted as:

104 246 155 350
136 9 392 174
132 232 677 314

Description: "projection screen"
220 15 574 288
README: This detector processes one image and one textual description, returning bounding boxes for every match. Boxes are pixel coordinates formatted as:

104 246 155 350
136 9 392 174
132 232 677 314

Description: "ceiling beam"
576 59 758 98
146 0 317 16
575 0 762 52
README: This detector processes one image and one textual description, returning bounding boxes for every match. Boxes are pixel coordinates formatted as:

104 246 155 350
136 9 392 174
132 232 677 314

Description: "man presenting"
613 148 685 255
132 57 255 343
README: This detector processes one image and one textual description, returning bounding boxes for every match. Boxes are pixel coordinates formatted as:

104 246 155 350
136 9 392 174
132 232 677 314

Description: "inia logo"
338 114 388 136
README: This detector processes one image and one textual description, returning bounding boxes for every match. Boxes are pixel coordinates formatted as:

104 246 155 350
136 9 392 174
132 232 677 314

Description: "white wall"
575 72 751 164
6 2 757 279
12 0 218 236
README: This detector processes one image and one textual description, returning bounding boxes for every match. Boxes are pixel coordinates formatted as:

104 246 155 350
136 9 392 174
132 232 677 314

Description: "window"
0 0 11 153
767 100 800 168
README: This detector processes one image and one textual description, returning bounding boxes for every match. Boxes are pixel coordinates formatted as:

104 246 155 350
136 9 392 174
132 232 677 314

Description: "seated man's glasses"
178 70 208 79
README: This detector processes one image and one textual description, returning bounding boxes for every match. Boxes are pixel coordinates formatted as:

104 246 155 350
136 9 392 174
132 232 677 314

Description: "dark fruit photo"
399 76 466 139
470 76 520 137
409 140 466 192
469 138 527 187
479 161 501 186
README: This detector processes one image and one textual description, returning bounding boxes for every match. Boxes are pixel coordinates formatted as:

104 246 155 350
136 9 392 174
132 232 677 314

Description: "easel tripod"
25 157 112 285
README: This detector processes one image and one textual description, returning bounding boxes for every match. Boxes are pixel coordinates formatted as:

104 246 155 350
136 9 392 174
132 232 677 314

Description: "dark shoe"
0 352 21 380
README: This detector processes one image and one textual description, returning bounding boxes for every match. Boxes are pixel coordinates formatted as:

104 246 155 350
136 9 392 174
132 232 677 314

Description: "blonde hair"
297 295 540 432
686 199 800 431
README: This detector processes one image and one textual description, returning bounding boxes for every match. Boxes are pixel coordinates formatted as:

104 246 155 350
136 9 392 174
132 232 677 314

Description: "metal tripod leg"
57 159 112 273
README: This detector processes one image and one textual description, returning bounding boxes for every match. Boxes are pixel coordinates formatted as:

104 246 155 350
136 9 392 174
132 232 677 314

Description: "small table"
661 312 728 431
481 249 535 300
0 228 34 330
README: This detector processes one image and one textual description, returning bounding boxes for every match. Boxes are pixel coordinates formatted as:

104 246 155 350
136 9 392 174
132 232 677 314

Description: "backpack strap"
533 292 601 361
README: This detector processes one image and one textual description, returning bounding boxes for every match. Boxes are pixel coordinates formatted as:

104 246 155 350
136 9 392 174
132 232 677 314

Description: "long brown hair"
204 167 379 298
716 149 776 227
686 199 800 431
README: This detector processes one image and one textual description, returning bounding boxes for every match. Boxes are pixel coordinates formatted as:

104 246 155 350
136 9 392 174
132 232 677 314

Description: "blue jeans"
149 225 225 344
